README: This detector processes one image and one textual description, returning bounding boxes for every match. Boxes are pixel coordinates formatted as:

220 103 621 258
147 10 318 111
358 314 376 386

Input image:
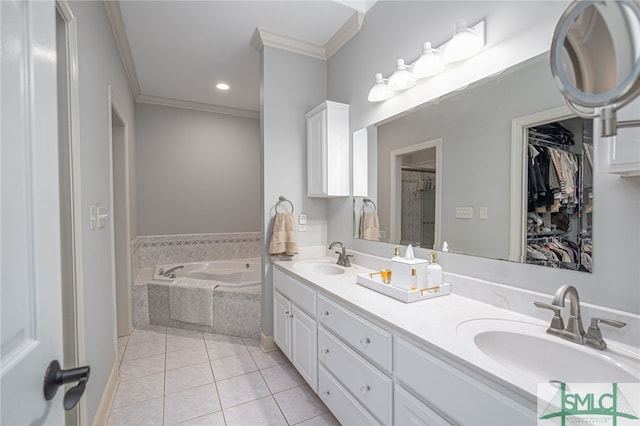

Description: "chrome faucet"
534 285 626 350
328 241 352 267
162 265 184 278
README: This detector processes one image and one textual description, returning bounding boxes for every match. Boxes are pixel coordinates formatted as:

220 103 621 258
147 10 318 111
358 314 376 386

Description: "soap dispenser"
427 252 442 287
392 246 402 261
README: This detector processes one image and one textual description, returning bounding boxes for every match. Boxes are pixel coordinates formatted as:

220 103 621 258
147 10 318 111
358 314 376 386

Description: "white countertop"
274 256 640 402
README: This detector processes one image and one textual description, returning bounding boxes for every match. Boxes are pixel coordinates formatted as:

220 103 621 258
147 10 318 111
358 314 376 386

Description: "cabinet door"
273 291 292 359
291 305 317 391
394 385 451 426
307 108 327 196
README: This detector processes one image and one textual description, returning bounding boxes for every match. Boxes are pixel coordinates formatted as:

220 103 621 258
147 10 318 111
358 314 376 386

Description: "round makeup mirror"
551 0 640 135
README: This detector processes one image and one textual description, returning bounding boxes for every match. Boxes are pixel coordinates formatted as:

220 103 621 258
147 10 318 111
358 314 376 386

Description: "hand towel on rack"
269 212 299 256
169 278 217 326
360 211 381 241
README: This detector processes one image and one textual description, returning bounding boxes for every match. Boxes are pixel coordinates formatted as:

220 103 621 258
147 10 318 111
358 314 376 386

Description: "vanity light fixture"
388 59 416 91
412 42 445 79
443 19 484 63
368 73 394 102
216 82 230 91
367 19 485 103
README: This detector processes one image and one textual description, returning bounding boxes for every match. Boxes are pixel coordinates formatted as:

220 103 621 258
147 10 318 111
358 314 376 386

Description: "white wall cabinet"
306 101 350 197
273 269 317 390
601 100 640 176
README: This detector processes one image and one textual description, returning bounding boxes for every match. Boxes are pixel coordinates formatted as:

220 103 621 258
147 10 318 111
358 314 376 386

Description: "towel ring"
276 196 294 213
363 198 376 212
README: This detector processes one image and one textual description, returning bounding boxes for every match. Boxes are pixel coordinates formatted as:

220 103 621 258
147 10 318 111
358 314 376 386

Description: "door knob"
44 360 90 410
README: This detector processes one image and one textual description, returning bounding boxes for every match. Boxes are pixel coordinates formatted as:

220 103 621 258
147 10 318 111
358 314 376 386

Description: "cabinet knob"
283 310 290 317
321 311 330 318
360 385 371 394
320 348 330 356
360 337 371 347
321 390 330 398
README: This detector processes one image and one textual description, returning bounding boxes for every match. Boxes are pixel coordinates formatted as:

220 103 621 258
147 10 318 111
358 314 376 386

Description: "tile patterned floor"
108 325 339 426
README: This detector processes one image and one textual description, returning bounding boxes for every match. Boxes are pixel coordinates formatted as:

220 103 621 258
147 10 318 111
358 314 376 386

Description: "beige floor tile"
119 353 165 382
211 352 257 381
175 411 226 426
166 333 205 353
164 383 221 425
166 326 201 337
261 362 305 393
122 339 166 362
165 361 214 395
294 412 341 426
166 345 209 371
112 372 164 409
223 396 288 426
205 339 248 360
216 371 270 409
274 385 328 425
250 348 289 369
108 397 163 426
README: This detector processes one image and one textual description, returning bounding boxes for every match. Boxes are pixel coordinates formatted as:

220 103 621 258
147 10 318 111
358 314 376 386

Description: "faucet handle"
585 318 626 350
534 301 565 335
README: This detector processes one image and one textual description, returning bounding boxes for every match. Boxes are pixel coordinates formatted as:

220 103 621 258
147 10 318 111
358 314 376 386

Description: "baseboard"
260 332 277 352
92 362 120 426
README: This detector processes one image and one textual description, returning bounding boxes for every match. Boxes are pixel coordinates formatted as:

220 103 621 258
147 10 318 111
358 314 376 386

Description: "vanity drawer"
317 294 392 372
318 327 392 425
394 384 452 426
274 269 316 316
395 337 536 425
318 365 381 426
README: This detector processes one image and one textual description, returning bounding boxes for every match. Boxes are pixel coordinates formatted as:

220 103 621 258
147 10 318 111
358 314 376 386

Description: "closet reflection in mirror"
352 53 595 272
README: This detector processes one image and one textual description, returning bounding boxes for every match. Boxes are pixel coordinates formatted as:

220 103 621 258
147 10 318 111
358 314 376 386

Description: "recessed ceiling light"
216 83 230 91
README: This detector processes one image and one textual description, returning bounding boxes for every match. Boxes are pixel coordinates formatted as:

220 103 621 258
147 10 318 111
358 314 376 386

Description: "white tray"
356 273 450 303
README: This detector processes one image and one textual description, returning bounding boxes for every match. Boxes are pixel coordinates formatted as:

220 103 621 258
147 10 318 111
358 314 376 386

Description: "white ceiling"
115 1 372 116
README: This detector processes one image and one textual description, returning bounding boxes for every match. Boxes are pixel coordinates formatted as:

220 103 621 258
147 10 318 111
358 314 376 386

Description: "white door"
1 1 65 424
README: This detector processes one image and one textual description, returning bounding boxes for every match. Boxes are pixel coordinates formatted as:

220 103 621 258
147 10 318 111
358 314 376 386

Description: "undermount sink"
293 261 347 275
457 319 640 384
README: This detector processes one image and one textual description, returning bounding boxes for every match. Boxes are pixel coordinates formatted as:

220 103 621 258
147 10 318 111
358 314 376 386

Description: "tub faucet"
163 265 184 277
328 241 352 267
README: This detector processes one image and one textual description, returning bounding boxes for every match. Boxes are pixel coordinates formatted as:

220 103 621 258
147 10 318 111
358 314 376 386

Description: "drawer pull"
320 310 330 318
321 390 330 398
320 348 330 356
360 385 371 394
360 337 371 346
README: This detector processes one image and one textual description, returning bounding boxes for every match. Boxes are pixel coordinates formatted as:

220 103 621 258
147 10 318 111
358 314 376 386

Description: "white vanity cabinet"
273 269 317 390
306 101 350 197
395 337 537 425
316 294 393 425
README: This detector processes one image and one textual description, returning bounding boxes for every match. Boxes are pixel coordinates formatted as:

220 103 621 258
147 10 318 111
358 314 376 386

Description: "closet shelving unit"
526 118 593 272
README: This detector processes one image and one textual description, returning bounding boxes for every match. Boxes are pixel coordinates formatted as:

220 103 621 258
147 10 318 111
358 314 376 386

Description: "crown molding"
325 11 364 58
104 0 141 97
251 28 327 60
137 95 260 119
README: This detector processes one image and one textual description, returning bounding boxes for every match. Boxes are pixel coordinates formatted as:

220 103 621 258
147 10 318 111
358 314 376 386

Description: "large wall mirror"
353 52 594 272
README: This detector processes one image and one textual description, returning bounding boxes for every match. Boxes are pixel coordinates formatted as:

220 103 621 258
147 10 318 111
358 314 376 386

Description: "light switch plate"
455 207 473 219
480 207 488 219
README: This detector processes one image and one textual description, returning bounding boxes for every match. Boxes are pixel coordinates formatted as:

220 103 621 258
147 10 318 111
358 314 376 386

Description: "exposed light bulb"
216 82 230 90
367 73 394 102
388 59 416 91
443 19 483 63
412 42 445 79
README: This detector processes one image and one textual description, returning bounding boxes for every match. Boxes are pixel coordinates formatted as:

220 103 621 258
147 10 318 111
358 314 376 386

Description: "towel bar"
276 196 294 213
363 198 377 212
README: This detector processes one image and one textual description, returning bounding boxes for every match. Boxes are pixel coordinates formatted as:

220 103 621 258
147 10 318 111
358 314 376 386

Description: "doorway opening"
56 1 84 424
109 95 132 338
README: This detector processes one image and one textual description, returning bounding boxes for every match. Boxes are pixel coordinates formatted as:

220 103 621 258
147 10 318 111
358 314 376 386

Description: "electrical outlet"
480 207 488 219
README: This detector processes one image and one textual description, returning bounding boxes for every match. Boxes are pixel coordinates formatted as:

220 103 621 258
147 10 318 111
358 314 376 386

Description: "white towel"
169 278 218 326
360 211 381 241
269 212 299 256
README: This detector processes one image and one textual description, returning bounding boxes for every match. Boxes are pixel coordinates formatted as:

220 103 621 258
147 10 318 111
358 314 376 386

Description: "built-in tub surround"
131 233 261 337
274 249 639 402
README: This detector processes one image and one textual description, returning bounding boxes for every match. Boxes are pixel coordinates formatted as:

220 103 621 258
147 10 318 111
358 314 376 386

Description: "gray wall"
326 1 640 313
135 103 260 235
72 1 136 421
261 46 328 337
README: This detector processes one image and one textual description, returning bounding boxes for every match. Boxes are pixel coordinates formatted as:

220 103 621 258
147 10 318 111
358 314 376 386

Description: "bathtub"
153 258 261 288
